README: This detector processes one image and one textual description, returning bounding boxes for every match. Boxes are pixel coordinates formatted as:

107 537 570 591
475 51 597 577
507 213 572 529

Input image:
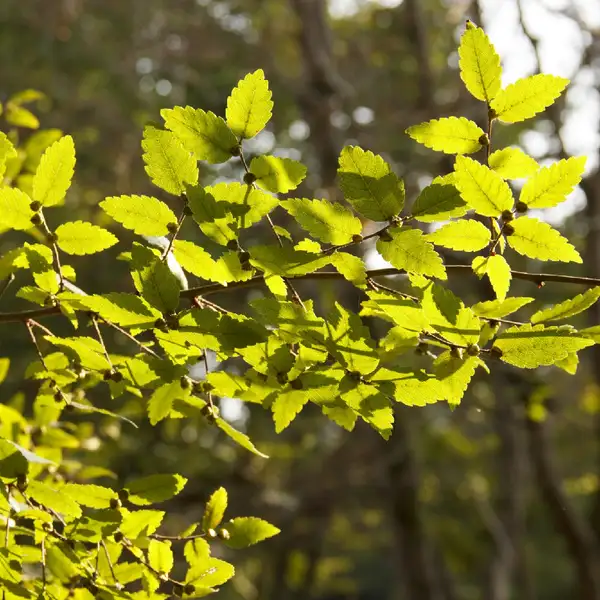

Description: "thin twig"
161 209 186 262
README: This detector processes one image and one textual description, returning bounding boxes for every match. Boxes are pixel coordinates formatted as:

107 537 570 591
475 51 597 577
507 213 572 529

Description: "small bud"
183 204 193 217
184 583 196 595
53 391 63 402
226 239 239 251
113 531 124 543
16 474 28 492
118 489 129 502
30 213 42 226
276 372 288 385
218 528 230 540
154 317 168 330
488 319 499 328
348 371 362 381
351 234 363 244
46 232 58 244
167 222 178 234
478 133 490 146
450 346 464 360
501 209 514 222
111 370 123 383
503 223 515 236
466 343 480 357
243 172 257 185
29 201 41 212
290 378 303 390
103 369 113 381
109 498 122 510
488 107 498 120
229 145 241 157
43 295 56 306
207 528 218 539
515 201 528 213
180 375 192 390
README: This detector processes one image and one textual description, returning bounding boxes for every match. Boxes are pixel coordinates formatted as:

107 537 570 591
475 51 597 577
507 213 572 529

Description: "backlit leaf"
226 69 273 139
55 221 118 255
224 517 280 548
202 487 228 531
489 147 539 179
0 188 34 230
126 473 187 505
249 155 307 193
32 135 75 207
100 195 177 237
531 287 600 324
406 117 484 154
426 219 491 251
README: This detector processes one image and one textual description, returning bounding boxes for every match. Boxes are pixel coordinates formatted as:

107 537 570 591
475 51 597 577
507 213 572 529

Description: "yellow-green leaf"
100 195 178 236
471 297 534 318
454 155 514 216
426 219 491 251
0 188 34 230
489 147 539 179
55 221 118 255
490 74 569 123
507 216 581 263
519 156 586 208
249 155 307 193
406 117 484 155
411 183 468 223
224 517 280 549
459 21 502 102
202 487 228 531
148 539 173 576
32 135 76 207
531 287 600 324
472 254 511 301
226 69 273 139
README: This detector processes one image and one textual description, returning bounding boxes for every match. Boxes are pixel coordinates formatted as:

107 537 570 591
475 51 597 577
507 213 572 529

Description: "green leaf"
249 155 307 193
519 156 586 208
376 227 446 280
362 291 428 333
0 131 17 177
126 473 187 506
471 296 534 318
202 487 228 531
494 323 594 368
271 389 309 433
28 481 82 518
185 184 236 245
489 147 539 179
32 135 75 207
338 146 405 220
340 381 393 438
63 483 116 509
148 539 173 576
0 439 28 478
186 557 235 589
45 335 109 371
507 216 582 263
330 252 367 287
224 517 280 549
531 287 600 324
100 195 178 236
472 254 511 301
406 117 484 154
0 188 34 230
55 221 118 255
281 197 361 245
216 418 269 458
120 509 164 538
0 358 8 385
453 155 514 216
226 69 273 139
249 245 330 276
459 22 502 102
6 104 39 129
491 74 568 123
434 352 478 406
426 219 491 251
142 126 198 195
173 240 222 281
411 182 468 223
148 381 189 425
161 106 237 163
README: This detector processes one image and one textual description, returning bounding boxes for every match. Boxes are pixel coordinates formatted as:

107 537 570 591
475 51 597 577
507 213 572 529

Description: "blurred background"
2 0 600 598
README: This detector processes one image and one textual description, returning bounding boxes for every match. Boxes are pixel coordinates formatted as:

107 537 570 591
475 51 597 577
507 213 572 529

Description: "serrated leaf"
411 183 468 223
172 240 222 281
471 296 534 318
472 254 511 301
271 389 309 432
362 291 428 332
494 323 594 368
0 188 34 230
216 418 269 458
338 146 404 220
531 287 600 324
100 195 177 236
32 135 75 207
459 22 502 102
148 539 173 576
185 183 236 245
55 221 118 255
250 155 307 193
186 557 235 589
520 156 586 208
142 126 198 195
120 509 164 538
249 245 329 276
148 381 189 425
202 487 228 531
161 106 237 163
330 252 367 287
406 117 484 155
507 216 581 263
340 382 393 438
491 74 569 123
63 483 116 508
489 147 539 179
454 155 514 216
434 352 478 405
226 69 273 139
0 439 28 478
28 481 82 518
45 335 109 371
376 227 446 280
224 517 280 548
126 473 187 505
426 219 490 251
281 197 361 245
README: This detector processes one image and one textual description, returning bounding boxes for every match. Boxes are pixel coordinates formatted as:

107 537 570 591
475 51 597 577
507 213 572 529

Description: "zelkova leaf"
406 117 485 155
0 188 34 230
249 155 307 193
142 126 198 195
472 254 511 301
28 481 82 519
490 74 569 123
338 145 404 220
224 517 280 549
531 287 600 324
411 182 468 223
161 106 237 163
249 245 330 276
32 135 76 207
202 487 228 531
148 381 189 425
519 156 586 209
216 418 269 458
459 22 502 102
507 216 582 263
453 155 514 216
425 219 491 252
489 147 539 179
55 221 118 255
471 297 534 318
126 473 187 506
281 197 362 245
100 195 177 236
148 539 174 577
377 227 446 280
494 324 594 369
226 69 273 139
272 389 309 433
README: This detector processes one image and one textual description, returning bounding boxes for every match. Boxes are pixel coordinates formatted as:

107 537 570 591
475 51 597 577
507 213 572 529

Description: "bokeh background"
2 0 600 598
